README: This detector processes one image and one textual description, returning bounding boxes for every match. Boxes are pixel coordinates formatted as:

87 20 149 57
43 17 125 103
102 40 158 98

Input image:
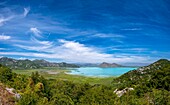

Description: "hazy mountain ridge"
99 62 122 68
77 62 123 67
0 57 79 69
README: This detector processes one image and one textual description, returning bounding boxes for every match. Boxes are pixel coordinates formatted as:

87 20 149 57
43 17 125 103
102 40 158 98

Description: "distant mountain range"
0 57 147 70
0 57 79 69
77 62 122 67
77 62 144 67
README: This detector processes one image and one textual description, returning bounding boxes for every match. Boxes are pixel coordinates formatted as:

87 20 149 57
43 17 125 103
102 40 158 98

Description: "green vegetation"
111 59 170 104
112 59 170 88
0 59 170 105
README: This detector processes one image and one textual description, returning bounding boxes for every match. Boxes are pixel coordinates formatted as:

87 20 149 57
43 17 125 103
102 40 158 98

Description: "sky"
0 0 170 64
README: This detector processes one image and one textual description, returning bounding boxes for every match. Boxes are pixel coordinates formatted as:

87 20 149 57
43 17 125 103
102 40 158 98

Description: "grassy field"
13 67 115 85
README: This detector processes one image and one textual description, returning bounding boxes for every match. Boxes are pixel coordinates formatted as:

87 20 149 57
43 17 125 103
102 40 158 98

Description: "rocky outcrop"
5 88 21 99
114 88 134 97
0 84 16 105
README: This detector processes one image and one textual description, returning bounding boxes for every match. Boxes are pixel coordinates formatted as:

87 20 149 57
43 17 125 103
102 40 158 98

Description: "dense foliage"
0 59 170 105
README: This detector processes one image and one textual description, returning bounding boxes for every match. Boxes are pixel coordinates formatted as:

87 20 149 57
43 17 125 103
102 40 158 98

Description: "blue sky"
0 0 170 63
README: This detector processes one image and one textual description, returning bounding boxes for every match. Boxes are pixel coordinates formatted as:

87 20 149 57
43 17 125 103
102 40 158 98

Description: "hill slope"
113 59 170 90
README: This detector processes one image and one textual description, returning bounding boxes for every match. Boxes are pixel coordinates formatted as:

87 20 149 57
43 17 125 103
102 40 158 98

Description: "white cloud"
9 39 152 63
0 51 153 63
30 27 42 38
90 33 125 43
23 7 30 17
0 34 11 40
0 16 13 26
59 39 93 52
111 48 148 52
31 37 53 46
14 44 51 51
13 37 53 51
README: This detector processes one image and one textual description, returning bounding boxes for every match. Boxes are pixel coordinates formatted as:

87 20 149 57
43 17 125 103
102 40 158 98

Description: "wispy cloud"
93 33 125 38
13 37 53 51
9 39 152 63
13 44 52 51
111 48 148 52
0 16 13 26
122 28 142 31
0 34 11 40
31 37 53 46
30 27 43 38
23 7 30 17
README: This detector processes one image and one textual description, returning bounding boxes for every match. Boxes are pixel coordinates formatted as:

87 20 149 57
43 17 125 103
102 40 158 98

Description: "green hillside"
113 59 170 89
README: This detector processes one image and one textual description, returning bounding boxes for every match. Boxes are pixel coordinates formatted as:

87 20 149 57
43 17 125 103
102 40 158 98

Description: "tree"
0 64 13 83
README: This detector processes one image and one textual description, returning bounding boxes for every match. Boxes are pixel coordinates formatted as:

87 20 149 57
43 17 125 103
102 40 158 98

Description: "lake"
67 67 137 77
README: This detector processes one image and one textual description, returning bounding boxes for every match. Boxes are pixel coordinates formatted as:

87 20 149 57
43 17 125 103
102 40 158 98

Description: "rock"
5 88 21 99
0 84 15 105
114 87 134 97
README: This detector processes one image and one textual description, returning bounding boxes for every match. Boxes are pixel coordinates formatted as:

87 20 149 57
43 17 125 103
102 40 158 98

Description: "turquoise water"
67 67 137 77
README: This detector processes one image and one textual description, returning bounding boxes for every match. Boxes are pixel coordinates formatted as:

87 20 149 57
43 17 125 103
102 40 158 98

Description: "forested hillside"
113 59 170 88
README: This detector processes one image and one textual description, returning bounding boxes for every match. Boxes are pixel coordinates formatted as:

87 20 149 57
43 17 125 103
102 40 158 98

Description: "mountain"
0 57 41 69
113 59 170 90
0 57 79 69
33 59 79 68
99 62 122 68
